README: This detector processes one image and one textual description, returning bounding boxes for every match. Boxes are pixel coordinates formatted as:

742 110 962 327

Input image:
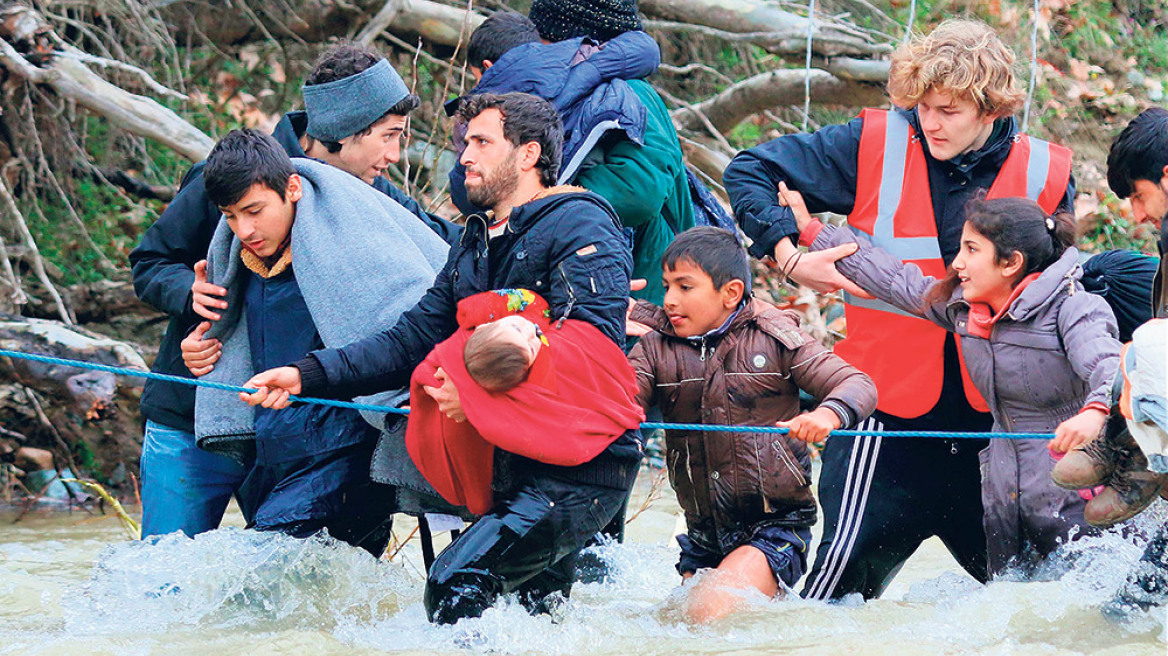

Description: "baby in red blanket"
405 289 644 515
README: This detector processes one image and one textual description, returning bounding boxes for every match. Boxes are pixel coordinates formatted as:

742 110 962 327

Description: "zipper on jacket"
772 439 809 487
753 438 775 513
555 261 576 327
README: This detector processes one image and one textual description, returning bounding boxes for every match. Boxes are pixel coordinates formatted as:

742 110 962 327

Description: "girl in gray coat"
787 190 1121 578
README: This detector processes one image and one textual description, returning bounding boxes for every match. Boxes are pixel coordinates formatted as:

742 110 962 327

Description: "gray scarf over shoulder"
194 159 449 458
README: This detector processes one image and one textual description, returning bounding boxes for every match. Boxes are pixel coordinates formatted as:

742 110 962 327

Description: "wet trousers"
801 413 991 600
424 472 631 624
139 420 247 538
241 439 396 557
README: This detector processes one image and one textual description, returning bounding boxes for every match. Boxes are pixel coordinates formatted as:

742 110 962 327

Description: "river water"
1 468 1165 655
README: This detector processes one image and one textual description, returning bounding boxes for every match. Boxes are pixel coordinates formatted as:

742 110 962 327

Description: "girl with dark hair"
788 188 1123 578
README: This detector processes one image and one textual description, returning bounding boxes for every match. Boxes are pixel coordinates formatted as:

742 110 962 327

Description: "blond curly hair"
887 19 1025 117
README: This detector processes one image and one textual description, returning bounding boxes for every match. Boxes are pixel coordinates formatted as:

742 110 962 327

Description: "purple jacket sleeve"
811 224 957 331
1057 291 1122 408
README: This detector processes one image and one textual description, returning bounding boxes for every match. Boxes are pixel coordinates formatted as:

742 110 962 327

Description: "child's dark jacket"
628 298 877 554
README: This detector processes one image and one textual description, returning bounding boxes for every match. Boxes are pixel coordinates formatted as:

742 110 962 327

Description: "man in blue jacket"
130 43 459 540
242 93 640 623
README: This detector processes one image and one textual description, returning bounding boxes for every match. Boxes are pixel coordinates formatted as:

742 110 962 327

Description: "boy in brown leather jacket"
627 227 877 623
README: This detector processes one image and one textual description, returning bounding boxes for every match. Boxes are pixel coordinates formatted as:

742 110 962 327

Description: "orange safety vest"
835 108 1073 418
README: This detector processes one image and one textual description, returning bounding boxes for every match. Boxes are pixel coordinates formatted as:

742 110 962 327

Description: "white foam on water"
1 497 1164 654
61 527 416 635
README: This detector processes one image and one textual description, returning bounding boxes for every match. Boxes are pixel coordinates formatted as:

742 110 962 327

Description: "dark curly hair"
456 93 563 187
303 42 420 152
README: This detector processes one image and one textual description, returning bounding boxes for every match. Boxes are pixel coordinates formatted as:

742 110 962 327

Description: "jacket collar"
272 111 310 158
901 107 1017 175
685 298 749 345
463 185 601 242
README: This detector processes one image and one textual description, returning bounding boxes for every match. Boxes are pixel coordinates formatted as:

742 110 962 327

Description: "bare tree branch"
640 0 889 57
356 0 407 46
673 68 886 133
54 47 189 101
0 175 71 324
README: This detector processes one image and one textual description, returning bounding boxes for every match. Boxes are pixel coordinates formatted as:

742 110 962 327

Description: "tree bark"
0 316 149 482
641 0 888 57
0 4 214 161
674 68 887 133
155 0 485 49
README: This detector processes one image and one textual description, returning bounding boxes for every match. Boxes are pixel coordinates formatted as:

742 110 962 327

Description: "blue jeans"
139 420 248 538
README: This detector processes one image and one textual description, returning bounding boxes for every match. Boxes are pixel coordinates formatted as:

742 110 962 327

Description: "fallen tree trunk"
0 4 214 161
155 0 485 49
674 68 887 133
641 0 888 57
0 316 148 483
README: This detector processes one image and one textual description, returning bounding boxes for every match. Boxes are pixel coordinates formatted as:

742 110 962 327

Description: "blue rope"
0 348 1054 440
0 348 407 416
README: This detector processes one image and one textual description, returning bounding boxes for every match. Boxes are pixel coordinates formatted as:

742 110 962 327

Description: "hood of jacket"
468 37 653 180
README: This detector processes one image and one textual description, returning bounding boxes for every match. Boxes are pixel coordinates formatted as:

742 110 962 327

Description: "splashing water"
1 482 1165 655
62 528 416 635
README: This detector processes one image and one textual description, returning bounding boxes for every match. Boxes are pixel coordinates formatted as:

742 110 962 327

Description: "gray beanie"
302 59 409 142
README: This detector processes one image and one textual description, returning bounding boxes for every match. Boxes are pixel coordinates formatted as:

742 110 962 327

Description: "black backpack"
1081 249 1159 342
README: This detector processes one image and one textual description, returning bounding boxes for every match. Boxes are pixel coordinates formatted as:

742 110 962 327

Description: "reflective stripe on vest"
835 108 1072 418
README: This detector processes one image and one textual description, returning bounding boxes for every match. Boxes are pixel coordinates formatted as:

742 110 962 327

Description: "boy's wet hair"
456 93 563 187
204 128 295 209
888 19 1024 117
464 322 531 392
1107 107 1168 199
467 11 540 70
662 226 751 293
927 192 1075 304
304 42 420 153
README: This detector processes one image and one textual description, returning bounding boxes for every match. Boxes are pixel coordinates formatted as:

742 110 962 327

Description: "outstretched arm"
782 185 956 331
723 119 862 259
242 256 462 408
781 335 878 443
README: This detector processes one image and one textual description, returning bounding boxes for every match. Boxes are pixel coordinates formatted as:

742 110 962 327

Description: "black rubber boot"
1101 522 1168 623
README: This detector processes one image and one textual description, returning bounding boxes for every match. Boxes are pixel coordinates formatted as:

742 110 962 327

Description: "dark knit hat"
528 0 642 43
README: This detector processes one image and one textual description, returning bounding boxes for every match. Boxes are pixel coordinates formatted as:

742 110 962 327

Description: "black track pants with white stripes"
801 413 992 601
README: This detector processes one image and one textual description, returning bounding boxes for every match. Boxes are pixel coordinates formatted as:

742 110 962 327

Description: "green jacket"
575 80 694 304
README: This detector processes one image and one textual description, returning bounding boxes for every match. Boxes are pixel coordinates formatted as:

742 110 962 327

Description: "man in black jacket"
242 93 640 624
130 43 459 539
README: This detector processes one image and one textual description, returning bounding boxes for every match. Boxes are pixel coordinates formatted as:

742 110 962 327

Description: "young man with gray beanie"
130 43 460 541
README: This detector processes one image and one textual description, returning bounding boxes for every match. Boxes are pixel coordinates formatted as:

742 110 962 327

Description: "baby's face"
489 315 543 365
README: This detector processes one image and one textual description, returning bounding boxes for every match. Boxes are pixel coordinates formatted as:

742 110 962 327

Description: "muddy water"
1 469 1165 655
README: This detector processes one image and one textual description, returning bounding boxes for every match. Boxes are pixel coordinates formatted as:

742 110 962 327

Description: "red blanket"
405 290 644 514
